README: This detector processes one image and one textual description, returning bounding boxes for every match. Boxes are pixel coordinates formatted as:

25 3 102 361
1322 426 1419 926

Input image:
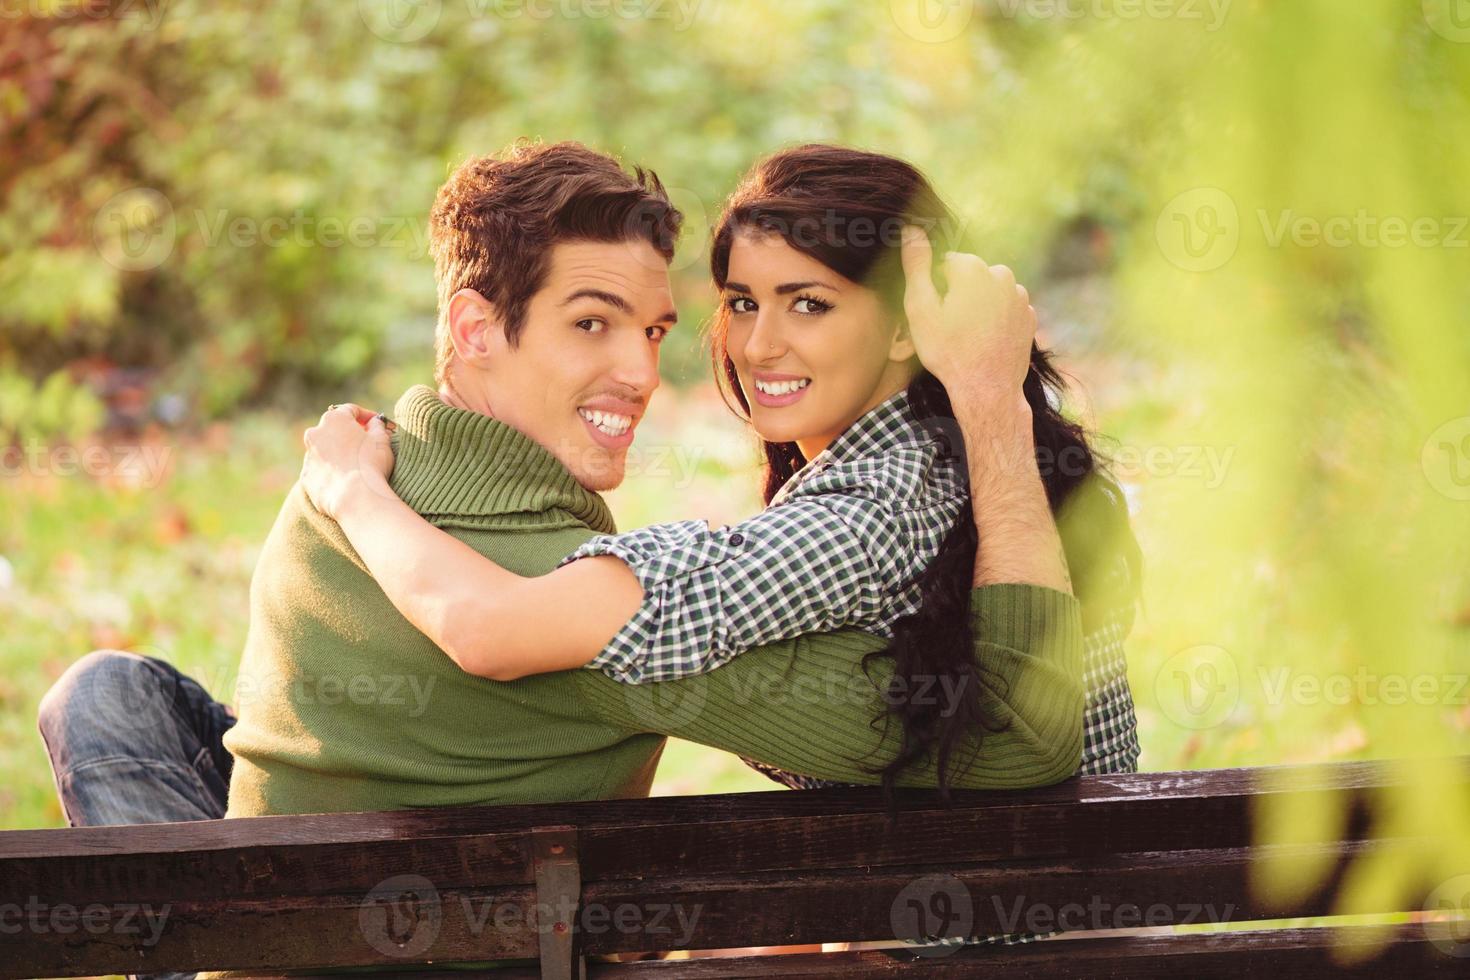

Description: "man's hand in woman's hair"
899 225 1038 403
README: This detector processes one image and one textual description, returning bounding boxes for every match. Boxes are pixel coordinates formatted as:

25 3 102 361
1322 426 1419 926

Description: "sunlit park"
1 0 1468 975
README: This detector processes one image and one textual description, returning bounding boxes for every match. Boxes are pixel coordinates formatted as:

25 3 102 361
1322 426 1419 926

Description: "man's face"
464 240 677 492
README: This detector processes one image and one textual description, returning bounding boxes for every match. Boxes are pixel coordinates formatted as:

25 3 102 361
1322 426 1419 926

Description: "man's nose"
608 330 661 398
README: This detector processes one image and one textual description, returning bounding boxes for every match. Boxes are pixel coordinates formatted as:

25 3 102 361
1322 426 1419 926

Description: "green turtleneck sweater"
222 385 1085 819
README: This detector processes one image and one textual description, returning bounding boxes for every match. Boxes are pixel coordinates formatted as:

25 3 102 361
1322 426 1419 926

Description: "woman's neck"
794 365 919 461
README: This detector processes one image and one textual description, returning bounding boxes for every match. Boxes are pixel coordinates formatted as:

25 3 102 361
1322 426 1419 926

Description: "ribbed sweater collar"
386 385 616 534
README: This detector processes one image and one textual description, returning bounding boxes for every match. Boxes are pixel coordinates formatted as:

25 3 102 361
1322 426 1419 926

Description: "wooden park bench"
3 758 1467 978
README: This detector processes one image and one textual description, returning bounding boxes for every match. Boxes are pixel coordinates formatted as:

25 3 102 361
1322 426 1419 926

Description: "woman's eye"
793 296 831 315
576 318 606 333
647 325 669 342
727 296 756 315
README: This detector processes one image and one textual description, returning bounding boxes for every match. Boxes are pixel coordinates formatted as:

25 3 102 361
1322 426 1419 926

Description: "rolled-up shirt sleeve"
555 496 907 684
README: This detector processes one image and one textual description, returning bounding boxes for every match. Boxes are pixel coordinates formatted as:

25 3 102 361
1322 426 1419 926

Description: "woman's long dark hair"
707 144 1142 797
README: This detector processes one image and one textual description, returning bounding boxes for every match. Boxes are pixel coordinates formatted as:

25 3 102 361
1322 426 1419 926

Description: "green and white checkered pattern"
559 389 969 684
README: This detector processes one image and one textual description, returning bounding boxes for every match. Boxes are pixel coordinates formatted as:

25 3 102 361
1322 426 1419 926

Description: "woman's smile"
749 371 813 408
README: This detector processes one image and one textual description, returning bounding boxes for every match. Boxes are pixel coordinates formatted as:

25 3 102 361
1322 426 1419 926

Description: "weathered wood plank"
4 759 1446 908
234 923 1469 979
0 839 1417 976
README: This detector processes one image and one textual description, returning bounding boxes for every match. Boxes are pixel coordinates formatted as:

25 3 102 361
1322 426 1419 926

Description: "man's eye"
647 325 669 342
727 296 756 315
576 318 606 333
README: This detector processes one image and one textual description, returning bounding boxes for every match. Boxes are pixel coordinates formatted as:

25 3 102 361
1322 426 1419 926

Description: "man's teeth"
755 378 811 396
579 408 632 436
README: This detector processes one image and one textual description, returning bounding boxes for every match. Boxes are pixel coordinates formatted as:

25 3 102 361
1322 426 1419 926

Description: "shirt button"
728 532 745 546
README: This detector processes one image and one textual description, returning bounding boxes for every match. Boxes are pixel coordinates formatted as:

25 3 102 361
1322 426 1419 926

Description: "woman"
302 144 1140 796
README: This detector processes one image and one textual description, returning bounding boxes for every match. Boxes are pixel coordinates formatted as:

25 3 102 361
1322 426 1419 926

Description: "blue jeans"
38 649 238 980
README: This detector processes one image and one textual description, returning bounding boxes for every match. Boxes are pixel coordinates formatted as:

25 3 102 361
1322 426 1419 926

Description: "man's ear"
888 318 917 363
447 289 506 368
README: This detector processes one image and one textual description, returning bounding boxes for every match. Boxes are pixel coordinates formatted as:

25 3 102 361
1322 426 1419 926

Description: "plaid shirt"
558 388 969 684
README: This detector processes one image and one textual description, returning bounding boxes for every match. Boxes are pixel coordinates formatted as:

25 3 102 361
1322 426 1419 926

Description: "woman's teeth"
754 378 811 396
579 408 632 437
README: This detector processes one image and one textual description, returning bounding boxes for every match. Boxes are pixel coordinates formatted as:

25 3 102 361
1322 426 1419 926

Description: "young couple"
38 139 1141 958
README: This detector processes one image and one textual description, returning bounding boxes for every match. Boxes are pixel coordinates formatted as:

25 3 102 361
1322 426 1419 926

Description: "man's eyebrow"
562 287 677 325
561 288 631 313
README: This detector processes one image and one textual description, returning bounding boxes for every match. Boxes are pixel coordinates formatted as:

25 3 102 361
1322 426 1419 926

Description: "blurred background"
1 0 1467 931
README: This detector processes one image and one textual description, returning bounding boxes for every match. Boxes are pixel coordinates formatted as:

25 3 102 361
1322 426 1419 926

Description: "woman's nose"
744 313 786 363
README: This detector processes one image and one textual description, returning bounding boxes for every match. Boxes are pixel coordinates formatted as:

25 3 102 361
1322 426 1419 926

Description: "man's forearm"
957 392 1074 594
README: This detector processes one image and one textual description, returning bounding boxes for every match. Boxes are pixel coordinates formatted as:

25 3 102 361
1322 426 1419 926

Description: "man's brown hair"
428 140 682 385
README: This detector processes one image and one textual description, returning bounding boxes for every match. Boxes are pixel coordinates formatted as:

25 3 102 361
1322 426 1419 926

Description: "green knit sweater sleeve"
573 583 1084 789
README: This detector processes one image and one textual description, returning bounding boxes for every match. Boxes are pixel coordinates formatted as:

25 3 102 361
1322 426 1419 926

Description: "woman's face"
723 232 917 459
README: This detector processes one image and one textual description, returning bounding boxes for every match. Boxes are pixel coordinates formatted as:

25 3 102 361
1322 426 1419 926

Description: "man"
36 140 1137 963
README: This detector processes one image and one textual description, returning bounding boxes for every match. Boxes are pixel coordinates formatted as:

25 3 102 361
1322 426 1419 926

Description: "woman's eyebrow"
723 280 838 295
774 280 836 295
